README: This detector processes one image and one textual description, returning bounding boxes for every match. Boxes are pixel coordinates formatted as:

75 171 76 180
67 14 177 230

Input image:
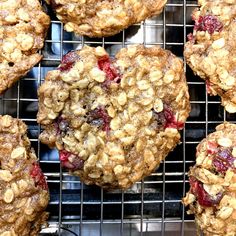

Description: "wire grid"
1 0 233 235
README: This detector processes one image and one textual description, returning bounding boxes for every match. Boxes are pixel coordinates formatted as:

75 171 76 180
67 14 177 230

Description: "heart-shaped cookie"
0 115 49 235
47 0 167 37
37 45 190 189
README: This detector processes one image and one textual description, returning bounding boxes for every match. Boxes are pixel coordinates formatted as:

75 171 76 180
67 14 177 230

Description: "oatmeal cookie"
37 45 190 189
47 0 167 38
183 123 236 236
184 0 236 113
0 115 49 236
0 0 50 95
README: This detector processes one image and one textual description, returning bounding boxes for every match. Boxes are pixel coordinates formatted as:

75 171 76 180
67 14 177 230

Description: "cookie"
0 0 50 95
184 0 236 113
47 0 167 38
0 115 49 236
183 123 236 236
37 45 190 189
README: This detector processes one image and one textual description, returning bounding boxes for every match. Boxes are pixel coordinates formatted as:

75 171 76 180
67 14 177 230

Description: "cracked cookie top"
0 0 50 95
47 0 167 37
37 45 190 189
183 123 236 236
0 115 49 236
185 0 236 113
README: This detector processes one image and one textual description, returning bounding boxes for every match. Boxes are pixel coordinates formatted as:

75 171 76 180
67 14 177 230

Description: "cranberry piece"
207 141 218 155
189 177 222 207
98 56 120 88
59 51 80 72
30 163 48 190
206 80 213 95
187 33 195 42
194 15 223 34
87 107 111 133
59 150 84 170
212 148 235 174
154 106 184 130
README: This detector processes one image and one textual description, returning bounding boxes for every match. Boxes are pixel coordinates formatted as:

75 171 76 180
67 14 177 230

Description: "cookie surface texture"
183 123 236 236
47 0 167 37
0 0 50 95
37 45 190 189
185 0 236 113
0 115 49 236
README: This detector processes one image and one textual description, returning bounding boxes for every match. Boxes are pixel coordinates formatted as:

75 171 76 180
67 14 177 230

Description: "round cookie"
37 45 190 189
183 123 236 236
0 115 49 235
184 0 236 113
0 0 50 95
47 0 167 38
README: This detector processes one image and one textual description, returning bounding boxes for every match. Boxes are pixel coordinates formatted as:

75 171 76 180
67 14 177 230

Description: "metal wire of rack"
1 0 233 235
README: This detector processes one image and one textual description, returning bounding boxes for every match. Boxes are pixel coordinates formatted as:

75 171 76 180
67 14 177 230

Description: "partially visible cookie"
37 45 190 189
47 0 167 37
183 123 236 236
0 115 49 236
184 0 236 113
0 0 50 95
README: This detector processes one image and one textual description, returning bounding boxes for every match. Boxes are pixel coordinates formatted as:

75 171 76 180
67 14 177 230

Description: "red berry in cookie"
59 150 84 170
183 123 236 236
37 45 190 189
0 115 49 235
189 177 222 207
87 106 111 133
187 33 195 43
207 141 218 155
59 51 80 72
153 105 184 129
30 163 48 190
193 15 223 34
98 56 119 81
212 148 235 174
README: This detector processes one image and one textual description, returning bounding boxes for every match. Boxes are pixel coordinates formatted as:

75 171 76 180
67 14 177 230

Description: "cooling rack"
1 0 233 235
